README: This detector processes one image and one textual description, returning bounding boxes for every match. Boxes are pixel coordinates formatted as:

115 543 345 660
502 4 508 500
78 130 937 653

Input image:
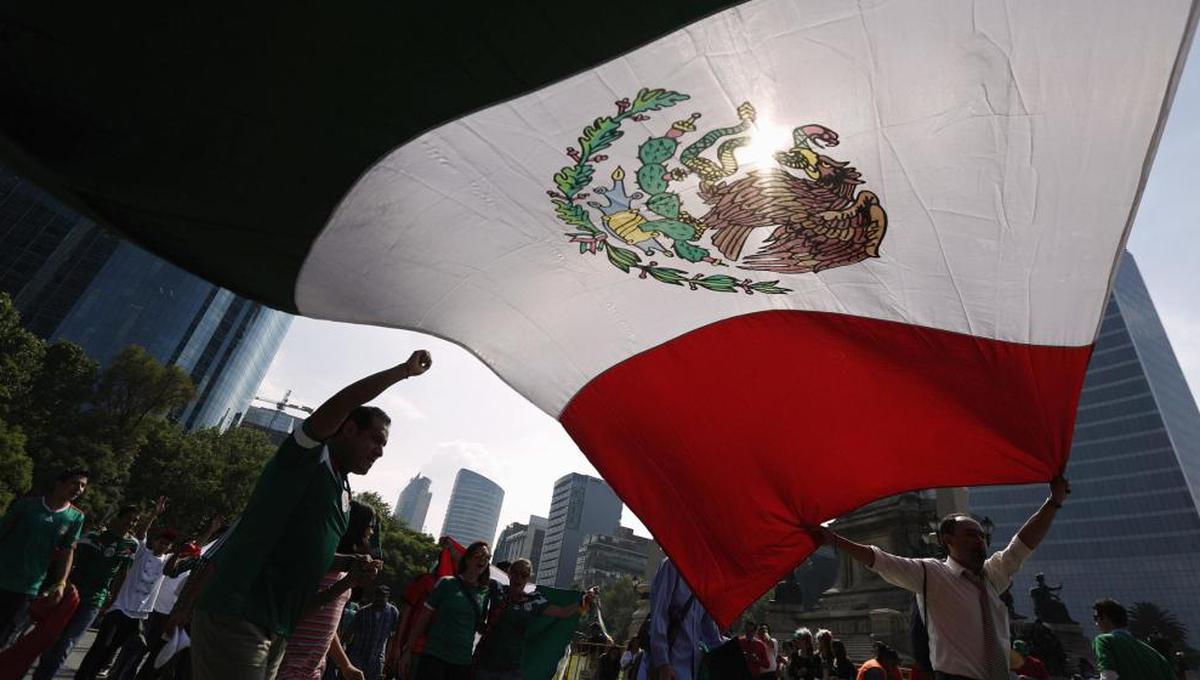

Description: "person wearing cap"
75 496 173 680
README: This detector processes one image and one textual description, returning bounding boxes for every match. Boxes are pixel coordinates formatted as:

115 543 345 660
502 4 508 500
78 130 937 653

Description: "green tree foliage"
93 345 195 449
0 293 44 419
0 417 32 510
598 576 639 643
354 490 439 594
1129 601 1197 666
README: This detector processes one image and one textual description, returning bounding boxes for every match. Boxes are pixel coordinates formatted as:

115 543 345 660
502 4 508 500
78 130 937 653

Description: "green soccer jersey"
71 530 140 607
0 497 85 596
196 423 349 636
475 588 551 671
1094 630 1175 680
423 576 488 666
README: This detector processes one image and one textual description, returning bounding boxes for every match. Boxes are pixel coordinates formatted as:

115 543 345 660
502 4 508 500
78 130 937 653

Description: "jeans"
0 588 32 649
31 601 102 680
76 610 143 680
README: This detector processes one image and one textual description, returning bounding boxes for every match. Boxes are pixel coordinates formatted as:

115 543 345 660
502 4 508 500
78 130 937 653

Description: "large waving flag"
1 1 1195 625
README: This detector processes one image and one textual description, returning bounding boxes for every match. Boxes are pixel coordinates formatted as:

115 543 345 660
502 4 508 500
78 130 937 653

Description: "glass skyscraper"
440 469 504 547
394 474 434 533
971 251 1200 637
0 168 291 431
537 473 622 588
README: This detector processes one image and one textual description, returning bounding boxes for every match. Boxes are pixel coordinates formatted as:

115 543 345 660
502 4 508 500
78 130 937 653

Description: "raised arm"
305 351 431 441
135 496 168 541
811 526 925 592
811 527 876 567
1016 477 1070 550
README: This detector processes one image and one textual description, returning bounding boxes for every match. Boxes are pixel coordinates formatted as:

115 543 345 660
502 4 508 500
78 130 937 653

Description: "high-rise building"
537 473 622 588
490 515 548 575
239 405 302 447
394 474 434 533
494 521 528 563
574 526 655 588
971 252 1200 635
0 168 292 432
440 469 504 546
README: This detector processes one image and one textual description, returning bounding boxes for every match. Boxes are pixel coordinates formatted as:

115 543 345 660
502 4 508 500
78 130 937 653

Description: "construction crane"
250 389 314 432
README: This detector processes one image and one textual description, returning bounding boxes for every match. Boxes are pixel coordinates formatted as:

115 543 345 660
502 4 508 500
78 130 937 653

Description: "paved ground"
22 628 96 679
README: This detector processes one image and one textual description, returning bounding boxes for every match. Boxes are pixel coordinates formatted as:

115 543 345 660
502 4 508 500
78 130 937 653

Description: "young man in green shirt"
0 469 88 647
1091 598 1176 680
192 350 432 680
27 505 142 680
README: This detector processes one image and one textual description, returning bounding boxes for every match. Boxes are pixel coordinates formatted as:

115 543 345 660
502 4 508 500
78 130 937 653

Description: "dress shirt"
638 559 725 680
868 534 1032 679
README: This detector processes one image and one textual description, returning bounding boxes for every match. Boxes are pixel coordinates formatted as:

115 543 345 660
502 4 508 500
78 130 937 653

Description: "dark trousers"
934 674 981 680
0 588 32 649
414 654 471 680
111 611 170 680
75 610 142 680
33 601 104 680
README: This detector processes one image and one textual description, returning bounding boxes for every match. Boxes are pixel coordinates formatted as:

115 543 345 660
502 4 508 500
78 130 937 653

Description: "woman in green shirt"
403 541 491 680
473 559 591 680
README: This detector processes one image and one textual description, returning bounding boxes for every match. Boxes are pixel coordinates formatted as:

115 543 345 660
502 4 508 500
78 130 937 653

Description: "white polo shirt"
868 534 1033 679
110 542 168 620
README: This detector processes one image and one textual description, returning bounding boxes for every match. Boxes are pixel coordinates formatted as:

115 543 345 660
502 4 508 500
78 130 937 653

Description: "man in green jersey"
192 349 432 680
28 505 142 680
1092 598 1176 680
0 469 88 647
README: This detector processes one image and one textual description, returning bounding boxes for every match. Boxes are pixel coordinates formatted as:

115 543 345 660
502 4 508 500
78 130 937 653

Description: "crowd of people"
0 350 1190 680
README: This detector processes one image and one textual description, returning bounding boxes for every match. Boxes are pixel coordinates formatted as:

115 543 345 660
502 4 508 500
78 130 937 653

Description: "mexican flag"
1 1 1194 626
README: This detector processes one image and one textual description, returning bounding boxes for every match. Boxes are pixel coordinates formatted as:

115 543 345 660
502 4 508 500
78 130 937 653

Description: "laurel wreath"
547 88 790 295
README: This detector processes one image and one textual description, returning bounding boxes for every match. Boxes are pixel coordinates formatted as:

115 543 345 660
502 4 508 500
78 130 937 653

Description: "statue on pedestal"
1029 573 1077 624
774 570 804 606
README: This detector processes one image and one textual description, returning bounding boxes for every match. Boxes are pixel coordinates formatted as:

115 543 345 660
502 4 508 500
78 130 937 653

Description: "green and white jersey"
196 422 350 636
72 530 140 607
0 497 85 596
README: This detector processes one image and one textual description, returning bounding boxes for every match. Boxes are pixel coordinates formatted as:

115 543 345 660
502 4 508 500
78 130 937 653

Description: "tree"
15 340 97 443
92 345 195 449
0 418 32 511
0 293 44 420
598 576 639 643
354 490 439 594
1130 602 1189 645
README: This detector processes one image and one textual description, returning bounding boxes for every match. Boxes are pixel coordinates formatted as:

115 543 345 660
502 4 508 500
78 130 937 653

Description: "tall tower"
440 469 504 546
394 474 433 532
0 167 291 432
971 252 1200 635
536 473 622 588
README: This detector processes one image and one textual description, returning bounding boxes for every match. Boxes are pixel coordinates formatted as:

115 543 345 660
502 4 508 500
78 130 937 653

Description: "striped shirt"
346 601 400 680
278 572 351 680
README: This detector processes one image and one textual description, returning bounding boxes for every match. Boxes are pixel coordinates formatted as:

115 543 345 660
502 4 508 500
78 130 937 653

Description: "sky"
260 37 1200 544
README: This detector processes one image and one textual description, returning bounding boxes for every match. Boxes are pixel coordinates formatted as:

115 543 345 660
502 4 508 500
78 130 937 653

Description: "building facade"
494 521 527 563
239 405 303 447
537 473 622 588
971 252 1200 636
574 526 654 588
0 168 292 432
440 469 504 546
395 474 434 532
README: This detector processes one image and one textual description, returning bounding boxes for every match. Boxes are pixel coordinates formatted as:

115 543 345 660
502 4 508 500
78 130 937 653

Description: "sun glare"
740 122 793 169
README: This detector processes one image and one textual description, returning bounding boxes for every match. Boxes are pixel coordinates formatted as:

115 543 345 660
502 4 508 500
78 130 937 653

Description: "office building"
574 526 655 588
440 469 504 546
971 252 1200 635
492 515 548 575
494 521 527 563
0 167 292 432
395 474 434 532
537 473 622 588
239 405 303 447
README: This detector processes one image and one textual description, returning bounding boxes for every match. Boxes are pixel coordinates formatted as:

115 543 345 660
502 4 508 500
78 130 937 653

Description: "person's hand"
153 495 168 516
351 559 383 586
401 350 432 378
1050 476 1071 505
807 525 835 547
41 582 66 606
582 589 597 610
656 665 678 680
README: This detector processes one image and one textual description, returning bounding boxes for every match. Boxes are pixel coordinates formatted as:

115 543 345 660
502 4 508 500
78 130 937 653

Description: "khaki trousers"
191 609 287 680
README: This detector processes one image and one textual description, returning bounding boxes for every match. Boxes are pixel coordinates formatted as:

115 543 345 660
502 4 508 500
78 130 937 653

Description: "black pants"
0 588 32 649
414 654 471 680
934 673 982 680
76 610 142 680
109 611 171 680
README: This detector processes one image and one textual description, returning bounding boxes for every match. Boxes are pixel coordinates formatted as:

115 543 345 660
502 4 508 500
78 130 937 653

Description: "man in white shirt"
811 477 1070 680
75 497 174 680
756 624 779 680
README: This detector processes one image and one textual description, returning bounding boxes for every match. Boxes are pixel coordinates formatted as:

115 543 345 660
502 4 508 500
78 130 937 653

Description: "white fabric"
868 534 1032 679
153 572 184 615
1099 671 1119 680
111 542 168 620
761 635 778 672
297 0 1193 417
154 627 190 669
